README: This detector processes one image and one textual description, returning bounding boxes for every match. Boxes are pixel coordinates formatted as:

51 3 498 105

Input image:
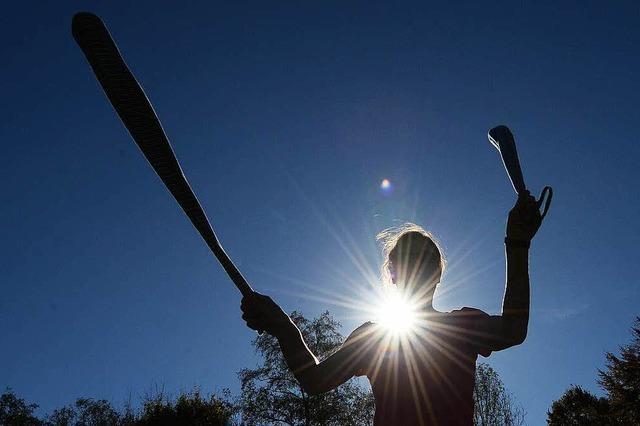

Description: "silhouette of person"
241 193 543 425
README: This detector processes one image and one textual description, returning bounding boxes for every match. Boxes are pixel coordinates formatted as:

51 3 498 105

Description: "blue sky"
1 1 638 423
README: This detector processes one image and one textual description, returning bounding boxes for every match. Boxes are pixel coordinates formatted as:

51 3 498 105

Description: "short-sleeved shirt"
355 307 493 426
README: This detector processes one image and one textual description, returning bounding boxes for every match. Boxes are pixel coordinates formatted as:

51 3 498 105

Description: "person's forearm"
275 320 372 395
502 245 530 343
275 320 319 389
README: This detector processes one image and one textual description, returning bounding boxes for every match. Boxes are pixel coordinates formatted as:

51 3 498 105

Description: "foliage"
0 388 234 426
473 363 525 426
46 398 121 425
597 316 640 424
0 389 41 426
237 311 375 425
134 388 235 426
547 385 613 426
548 316 640 425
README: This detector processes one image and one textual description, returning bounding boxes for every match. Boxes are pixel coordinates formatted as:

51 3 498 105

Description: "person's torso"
360 309 489 426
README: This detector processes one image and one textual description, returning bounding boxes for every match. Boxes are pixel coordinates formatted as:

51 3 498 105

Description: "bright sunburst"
375 288 420 334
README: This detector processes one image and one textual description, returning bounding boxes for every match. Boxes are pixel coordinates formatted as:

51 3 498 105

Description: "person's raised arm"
478 193 543 351
241 293 375 395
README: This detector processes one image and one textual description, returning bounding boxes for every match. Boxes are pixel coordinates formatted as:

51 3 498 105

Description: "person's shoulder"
353 320 378 331
450 307 491 317
346 322 384 377
447 307 491 326
448 308 494 357
345 321 382 344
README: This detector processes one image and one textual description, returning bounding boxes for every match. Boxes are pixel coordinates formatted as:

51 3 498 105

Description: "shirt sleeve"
453 307 493 358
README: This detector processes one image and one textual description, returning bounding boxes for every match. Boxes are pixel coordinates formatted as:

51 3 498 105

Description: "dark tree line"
548 316 640 425
1 388 235 426
2 311 524 425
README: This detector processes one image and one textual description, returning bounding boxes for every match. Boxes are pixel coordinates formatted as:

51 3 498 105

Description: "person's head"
378 224 446 304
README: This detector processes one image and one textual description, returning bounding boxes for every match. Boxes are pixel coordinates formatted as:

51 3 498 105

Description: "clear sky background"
1 1 638 424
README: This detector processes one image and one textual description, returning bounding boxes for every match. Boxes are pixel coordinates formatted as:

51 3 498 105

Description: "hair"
376 223 446 287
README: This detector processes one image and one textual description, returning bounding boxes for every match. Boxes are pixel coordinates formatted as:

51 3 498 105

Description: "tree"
237 311 375 425
0 389 41 426
473 363 525 426
598 316 640 424
134 388 235 425
548 316 640 425
547 385 613 426
46 398 121 425
43 388 234 425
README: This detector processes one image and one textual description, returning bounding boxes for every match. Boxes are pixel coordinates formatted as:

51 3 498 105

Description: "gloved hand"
241 291 292 337
506 192 543 243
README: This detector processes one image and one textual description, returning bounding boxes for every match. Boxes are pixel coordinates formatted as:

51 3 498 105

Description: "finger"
516 198 538 216
525 197 536 208
513 199 528 216
244 293 268 307
246 320 264 331
524 202 543 219
516 195 535 210
245 322 260 331
244 316 263 326
243 292 260 307
242 297 265 312
242 312 265 322
241 304 258 315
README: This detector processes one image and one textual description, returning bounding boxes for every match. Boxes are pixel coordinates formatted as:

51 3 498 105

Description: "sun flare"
376 289 420 334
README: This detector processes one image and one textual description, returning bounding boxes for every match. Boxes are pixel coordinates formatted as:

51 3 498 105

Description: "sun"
375 289 420 335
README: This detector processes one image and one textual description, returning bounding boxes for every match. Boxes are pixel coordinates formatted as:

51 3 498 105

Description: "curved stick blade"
488 125 527 195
